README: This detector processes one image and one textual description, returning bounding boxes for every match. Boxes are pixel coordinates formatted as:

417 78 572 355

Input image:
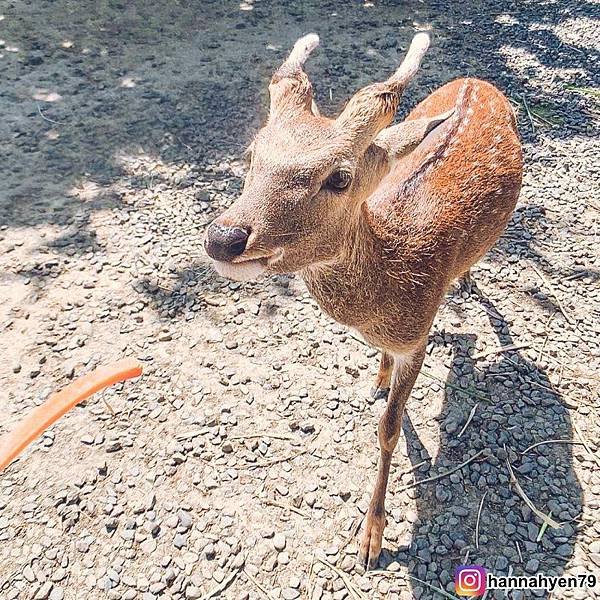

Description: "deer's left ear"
269 33 320 121
374 109 454 160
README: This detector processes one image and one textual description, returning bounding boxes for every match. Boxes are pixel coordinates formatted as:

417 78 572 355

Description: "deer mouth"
212 248 284 282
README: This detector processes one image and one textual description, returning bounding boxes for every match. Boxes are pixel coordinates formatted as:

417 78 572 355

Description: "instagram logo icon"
455 565 487 597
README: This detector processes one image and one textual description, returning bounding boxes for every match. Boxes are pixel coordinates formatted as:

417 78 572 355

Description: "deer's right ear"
374 109 454 160
334 32 431 151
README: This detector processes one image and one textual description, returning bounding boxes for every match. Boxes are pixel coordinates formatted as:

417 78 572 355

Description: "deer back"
368 78 523 282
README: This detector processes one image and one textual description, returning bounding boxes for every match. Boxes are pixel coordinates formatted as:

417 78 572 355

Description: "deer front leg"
359 345 426 569
371 351 393 399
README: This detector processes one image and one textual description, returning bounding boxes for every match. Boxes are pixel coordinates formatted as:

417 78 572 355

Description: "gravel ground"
0 1 599 599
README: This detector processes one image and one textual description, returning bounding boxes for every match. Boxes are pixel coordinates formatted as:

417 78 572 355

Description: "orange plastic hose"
0 358 143 473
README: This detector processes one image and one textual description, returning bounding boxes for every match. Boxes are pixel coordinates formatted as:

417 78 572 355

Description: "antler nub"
287 33 320 68
270 33 320 119
387 32 430 90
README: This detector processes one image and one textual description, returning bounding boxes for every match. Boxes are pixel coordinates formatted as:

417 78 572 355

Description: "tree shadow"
0 2 594 598
1 0 597 300
382 290 583 599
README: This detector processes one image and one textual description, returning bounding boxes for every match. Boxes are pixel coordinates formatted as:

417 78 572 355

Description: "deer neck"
300 202 389 329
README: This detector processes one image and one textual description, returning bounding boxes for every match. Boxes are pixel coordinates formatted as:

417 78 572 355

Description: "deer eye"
325 170 352 191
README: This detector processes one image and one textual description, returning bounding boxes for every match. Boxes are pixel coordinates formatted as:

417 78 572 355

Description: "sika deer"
204 32 523 568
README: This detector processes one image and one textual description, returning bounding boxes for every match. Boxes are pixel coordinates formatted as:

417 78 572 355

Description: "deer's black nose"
204 223 250 261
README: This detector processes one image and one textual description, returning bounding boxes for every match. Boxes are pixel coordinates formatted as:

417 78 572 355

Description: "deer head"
204 32 451 281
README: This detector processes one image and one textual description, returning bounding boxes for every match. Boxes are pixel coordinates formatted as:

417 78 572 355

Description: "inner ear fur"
374 109 455 159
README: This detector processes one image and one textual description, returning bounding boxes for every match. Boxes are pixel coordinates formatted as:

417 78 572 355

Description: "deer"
203 31 523 568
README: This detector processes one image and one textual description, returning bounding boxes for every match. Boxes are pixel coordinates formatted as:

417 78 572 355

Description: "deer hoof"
370 386 390 400
358 512 385 570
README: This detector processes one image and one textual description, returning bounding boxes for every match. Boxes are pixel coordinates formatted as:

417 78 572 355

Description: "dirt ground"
0 1 599 599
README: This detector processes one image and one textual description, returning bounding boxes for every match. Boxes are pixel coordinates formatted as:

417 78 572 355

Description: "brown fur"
204 34 523 568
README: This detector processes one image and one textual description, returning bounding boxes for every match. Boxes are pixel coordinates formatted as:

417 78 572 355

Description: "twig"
537 334 549 363
199 566 242 599
398 458 430 476
540 354 600 382
505 458 559 528
230 433 293 441
176 429 205 441
175 135 193 152
249 449 308 469
473 343 529 360
103 398 117 417
521 439 584 455
244 569 274 600
308 552 316 599
549 553 571 563
476 490 488 550
515 541 523 563
398 449 486 493
347 331 368 346
316 556 366 600
530 264 575 325
563 270 593 282
411 574 463 600
478 302 504 321
540 312 554 361
457 403 479 438
521 95 535 133
503 356 562 395
37 103 64 125
573 422 600 467
555 362 564 388
262 499 309 518
530 108 558 127
528 378 560 394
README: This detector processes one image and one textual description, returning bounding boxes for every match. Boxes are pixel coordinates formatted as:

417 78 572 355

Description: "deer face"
207 115 391 281
205 33 447 281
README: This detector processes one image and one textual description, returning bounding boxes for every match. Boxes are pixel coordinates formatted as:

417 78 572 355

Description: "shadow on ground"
383 291 583 598
1 1 594 598
1 0 597 281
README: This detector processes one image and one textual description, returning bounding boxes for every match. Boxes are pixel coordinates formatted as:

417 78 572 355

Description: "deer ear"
374 109 454 159
269 34 320 120
335 32 431 149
